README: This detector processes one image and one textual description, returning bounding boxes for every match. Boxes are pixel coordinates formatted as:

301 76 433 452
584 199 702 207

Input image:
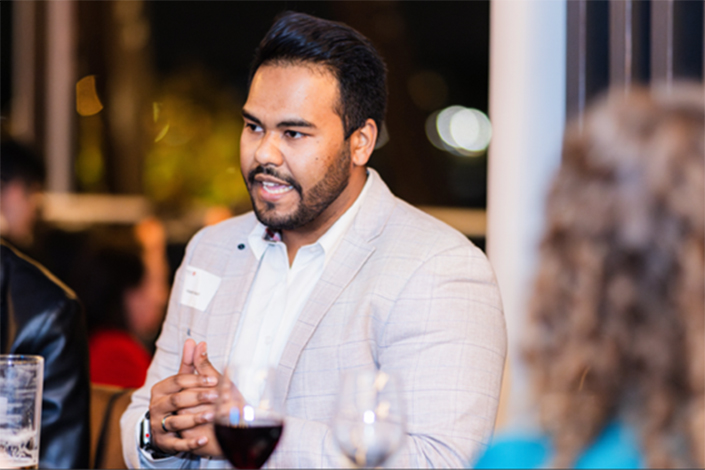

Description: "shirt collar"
247 170 372 262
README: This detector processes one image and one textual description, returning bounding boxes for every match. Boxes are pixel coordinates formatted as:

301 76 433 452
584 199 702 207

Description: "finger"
163 410 215 433
178 339 197 375
194 342 220 381
152 374 217 403
157 434 209 454
180 425 223 458
176 403 215 416
159 388 218 417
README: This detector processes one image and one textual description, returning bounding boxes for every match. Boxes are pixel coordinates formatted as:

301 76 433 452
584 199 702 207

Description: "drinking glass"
214 365 284 469
332 370 405 468
0 355 44 470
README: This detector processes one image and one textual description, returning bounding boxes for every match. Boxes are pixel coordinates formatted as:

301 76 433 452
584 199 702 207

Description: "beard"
246 145 351 232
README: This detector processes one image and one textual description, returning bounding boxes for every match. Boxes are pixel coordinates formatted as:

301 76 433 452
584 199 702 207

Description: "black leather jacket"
0 240 90 469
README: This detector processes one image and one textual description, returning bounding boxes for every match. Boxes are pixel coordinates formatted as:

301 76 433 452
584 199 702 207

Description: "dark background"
1 1 491 208
146 1 491 207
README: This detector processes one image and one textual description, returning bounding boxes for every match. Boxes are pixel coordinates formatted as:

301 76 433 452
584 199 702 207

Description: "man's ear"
349 118 378 167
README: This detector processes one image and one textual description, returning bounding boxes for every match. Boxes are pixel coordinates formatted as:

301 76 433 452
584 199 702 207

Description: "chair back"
90 383 134 469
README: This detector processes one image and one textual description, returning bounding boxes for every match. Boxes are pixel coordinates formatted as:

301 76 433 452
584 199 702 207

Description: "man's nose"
253 133 284 167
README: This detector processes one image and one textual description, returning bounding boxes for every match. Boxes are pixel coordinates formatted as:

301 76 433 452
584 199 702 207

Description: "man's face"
240 63 354 232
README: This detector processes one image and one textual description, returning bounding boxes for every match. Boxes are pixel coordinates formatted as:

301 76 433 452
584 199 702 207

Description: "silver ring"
161 414 170 433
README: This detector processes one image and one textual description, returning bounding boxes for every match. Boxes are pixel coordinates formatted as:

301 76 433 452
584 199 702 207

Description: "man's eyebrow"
242 110 316 130
242 110 262 125
278 118 315 129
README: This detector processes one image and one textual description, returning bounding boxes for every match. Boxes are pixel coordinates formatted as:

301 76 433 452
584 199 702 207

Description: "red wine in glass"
215 366 284 469
215 421 283 469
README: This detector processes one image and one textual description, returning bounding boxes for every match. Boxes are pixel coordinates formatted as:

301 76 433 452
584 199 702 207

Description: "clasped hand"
148 339 244 457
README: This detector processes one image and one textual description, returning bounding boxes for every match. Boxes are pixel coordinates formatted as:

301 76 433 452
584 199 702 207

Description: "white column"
45 0 76 193
486 0 566 429
11 1 36 142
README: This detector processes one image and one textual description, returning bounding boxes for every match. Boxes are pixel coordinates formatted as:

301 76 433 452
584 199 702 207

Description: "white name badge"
180 265 222 312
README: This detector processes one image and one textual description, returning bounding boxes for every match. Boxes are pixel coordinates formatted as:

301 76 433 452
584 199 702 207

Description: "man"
1 239 91 468
122 11 506 468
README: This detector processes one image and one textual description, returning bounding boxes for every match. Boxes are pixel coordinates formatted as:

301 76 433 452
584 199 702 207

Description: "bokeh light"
76 75 103 117
426 105 492 157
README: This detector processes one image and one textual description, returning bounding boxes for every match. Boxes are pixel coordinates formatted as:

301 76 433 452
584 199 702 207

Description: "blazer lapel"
276 238 374 398
275 168 397 399
204 228 261 371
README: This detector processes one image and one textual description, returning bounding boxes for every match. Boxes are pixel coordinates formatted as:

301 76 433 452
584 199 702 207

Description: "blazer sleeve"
120 234 204 470
378 243 507 467
270 243 507 468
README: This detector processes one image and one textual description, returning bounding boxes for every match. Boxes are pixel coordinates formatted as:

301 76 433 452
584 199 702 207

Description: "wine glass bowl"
214 365 283 469
332 370 405 468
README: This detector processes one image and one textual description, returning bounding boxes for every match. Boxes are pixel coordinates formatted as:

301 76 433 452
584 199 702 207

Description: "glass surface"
0 355 44 469
214 365 283 469
332 370 406 468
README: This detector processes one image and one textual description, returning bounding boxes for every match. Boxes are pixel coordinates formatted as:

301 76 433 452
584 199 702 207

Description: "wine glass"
332 370 406 468
214 365 284 469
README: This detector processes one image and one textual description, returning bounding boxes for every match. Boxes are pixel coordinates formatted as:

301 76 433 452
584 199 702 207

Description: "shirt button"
265 336 273 345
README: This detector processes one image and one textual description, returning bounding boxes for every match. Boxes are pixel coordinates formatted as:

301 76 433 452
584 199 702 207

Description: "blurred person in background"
133 217 171 352
1 239 91 468
71 222 168 389
475 84 704 468
0 139 45 251
1 139 91 468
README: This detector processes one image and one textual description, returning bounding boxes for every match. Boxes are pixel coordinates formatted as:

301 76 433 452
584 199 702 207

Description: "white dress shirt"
229 174 371 403
135 176 372 469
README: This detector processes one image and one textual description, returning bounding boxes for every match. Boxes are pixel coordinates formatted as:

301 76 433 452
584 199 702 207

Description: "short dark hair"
249 11 387 141
0 140 46 187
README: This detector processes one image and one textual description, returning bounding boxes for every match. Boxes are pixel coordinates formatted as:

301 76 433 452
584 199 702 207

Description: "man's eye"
285 130 304 139
245 123 262 132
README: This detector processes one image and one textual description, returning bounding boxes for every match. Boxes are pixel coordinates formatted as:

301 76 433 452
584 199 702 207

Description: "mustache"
247 166 302 194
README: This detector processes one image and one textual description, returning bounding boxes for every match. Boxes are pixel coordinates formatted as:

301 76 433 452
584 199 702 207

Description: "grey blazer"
121 169 507 468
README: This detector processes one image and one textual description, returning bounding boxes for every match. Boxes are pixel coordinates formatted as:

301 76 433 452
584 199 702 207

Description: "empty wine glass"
214 365 284 469
332 370 405 468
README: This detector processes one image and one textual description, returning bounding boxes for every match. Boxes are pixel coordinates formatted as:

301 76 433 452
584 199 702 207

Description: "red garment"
89 329 152 388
